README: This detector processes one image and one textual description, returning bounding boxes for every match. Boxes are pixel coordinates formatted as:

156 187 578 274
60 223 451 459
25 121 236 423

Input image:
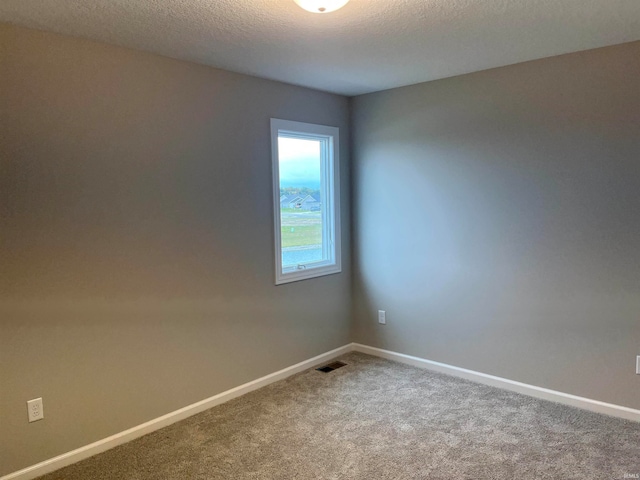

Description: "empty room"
1 1 639 479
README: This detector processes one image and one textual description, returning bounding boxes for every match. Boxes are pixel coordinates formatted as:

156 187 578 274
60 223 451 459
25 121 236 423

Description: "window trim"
271 118 341 285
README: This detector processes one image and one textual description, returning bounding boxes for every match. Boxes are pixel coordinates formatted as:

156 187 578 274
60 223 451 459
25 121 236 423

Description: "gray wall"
0 23 350 475
351 42 640 410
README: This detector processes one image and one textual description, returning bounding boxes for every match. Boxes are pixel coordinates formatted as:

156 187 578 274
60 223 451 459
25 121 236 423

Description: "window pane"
278 136 323 268
271 118 340 285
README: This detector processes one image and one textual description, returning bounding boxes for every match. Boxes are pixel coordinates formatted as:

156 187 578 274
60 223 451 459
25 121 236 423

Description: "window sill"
275 264 342 285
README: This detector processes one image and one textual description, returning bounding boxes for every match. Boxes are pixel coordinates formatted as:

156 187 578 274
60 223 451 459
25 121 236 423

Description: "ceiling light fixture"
293 0 350 14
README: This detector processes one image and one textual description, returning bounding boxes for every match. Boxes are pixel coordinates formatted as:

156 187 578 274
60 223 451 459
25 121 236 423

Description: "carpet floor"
38 352 640 479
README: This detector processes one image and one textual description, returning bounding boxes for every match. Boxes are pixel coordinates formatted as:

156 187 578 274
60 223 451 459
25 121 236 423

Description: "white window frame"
271 118 341 285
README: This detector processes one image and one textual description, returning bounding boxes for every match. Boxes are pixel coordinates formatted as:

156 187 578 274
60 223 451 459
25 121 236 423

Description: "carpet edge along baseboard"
3 343 639 480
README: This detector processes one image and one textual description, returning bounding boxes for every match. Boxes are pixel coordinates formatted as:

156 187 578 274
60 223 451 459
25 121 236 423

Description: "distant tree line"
280 187 320 197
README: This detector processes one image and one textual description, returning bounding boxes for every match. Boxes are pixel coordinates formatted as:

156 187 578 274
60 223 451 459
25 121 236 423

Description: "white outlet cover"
27 398 44 422
636 356 640 375
378 310 386 325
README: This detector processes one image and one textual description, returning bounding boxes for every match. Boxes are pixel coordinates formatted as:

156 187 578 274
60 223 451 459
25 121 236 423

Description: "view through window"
278 136 323 267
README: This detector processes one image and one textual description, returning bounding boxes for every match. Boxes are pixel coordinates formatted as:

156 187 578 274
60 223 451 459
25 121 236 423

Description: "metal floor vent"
316 361 347 373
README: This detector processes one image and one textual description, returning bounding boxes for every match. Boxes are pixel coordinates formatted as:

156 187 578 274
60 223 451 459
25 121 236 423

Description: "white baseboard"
6 342 639 480
1 344 352 480
352 343 640 423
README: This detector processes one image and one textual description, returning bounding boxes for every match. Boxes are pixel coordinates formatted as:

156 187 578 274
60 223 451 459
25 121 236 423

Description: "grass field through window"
280 210 322 248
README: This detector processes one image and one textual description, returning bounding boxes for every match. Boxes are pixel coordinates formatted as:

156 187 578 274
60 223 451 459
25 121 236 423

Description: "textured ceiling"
1 0 639 96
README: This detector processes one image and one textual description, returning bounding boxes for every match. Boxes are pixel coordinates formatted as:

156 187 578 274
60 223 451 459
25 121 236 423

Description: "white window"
271 119 341 284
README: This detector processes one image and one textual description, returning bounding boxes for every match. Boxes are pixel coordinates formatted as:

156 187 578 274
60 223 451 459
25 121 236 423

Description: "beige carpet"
38 352 640 479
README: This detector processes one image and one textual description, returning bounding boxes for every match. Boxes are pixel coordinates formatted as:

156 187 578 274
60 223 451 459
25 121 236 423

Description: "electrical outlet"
27 398 44 423
636 356 640 375
378 310 386 325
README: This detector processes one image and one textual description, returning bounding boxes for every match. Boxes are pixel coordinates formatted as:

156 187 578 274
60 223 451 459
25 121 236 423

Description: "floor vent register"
316 361 347 373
